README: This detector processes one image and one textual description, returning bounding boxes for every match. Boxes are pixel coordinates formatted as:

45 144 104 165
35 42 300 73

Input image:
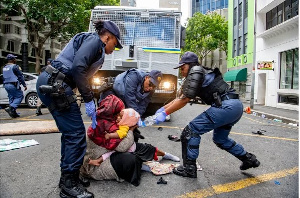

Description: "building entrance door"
257 73 266 105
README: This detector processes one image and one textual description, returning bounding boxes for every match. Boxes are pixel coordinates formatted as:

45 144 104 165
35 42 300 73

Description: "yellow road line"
178 167 299 198
230 132 298 142
149 126 298 142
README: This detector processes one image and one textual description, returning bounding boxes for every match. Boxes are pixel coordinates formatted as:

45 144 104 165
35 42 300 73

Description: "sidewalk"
243 102 299 125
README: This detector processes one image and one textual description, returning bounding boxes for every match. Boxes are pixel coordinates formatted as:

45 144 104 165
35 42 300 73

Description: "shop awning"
224 68 247 81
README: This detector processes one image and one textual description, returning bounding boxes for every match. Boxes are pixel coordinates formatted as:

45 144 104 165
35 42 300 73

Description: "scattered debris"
288 123 298 127
252 129 266 135
244 107 251 114
0 139 39 152
196 161 203 171
157 177 167 184
157 127 163 131
168 135 180 142
274 180 281 185
273 119 282 122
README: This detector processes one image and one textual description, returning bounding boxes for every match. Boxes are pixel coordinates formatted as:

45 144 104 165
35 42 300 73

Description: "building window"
280 48 299 89
234 7 237 26
4 24 11 33
244 0 248 19
271 7 278 27
238 36 242 56
266 10 272 29
291 0 298 18
7 40 15 52
243 33 247 54
31 48 36 57
238 3 242 23
278 94 298 105
233 39 237 57
278 3 283 24
15 26 21 34
30 35 35 42
284 0 292 20
266 0 298 30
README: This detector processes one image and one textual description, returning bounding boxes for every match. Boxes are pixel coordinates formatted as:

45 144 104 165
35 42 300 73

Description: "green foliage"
183 12 228 64
2 0 119 72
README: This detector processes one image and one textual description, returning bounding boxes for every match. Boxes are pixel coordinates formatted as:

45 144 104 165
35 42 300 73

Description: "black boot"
173 126 198 178
5 106 17 118
173 159 197 178
36 106 42 116
59 172 90 188
237 152 260 170
60 172 94 198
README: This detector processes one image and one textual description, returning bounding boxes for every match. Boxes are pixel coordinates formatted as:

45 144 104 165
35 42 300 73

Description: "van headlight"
92 77 102 85
163 82 171 89
155 81 175 93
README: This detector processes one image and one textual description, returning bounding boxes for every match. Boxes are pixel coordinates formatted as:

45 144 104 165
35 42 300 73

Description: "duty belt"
4 82 18 86
44 65 76 112
45 65 72 87
221 93 239 101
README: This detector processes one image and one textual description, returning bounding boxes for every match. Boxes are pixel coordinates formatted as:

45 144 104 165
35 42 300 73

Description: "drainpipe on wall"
250 0 257 109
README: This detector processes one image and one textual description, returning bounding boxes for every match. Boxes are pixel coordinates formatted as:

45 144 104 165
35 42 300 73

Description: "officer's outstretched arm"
165 97 190 115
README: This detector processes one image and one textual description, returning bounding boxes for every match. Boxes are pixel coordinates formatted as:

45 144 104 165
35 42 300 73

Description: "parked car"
0 72 39 108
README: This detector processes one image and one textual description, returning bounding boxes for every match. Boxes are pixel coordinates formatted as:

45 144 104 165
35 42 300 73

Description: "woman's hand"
129 124 138 131
105 133 110 140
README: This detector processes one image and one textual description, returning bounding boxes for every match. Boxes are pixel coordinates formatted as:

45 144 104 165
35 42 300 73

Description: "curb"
248 110 299 126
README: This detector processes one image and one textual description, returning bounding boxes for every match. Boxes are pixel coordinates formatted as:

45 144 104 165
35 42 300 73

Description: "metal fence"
89 8 181 48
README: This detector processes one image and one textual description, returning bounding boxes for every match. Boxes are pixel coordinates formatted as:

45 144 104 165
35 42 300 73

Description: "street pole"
250 0 257 109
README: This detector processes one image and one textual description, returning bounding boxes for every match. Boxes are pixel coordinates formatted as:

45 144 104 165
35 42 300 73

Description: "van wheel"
26 93 38 108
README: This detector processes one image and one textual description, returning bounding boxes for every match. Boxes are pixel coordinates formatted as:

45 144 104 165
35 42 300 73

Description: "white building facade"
256 0 298 110
0 12 64 73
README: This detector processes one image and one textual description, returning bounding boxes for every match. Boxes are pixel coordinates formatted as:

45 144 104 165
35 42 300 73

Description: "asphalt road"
0 104 298 198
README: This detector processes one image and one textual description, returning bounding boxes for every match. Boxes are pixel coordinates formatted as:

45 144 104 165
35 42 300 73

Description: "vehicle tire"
26 92 38 108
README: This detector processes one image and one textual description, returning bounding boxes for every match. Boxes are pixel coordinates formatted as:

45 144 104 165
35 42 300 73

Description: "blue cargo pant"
36 71 86 172
4 83 24 108
187 99 246 160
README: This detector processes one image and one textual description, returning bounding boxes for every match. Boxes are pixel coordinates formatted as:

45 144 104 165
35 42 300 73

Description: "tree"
183 12 228 65
2 0 119 73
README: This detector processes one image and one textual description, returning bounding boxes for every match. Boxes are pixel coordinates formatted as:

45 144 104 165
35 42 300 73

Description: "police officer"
154 51 260 178
3 54 27 118
36 20 122 198
112 69 162 116
99 69 162 142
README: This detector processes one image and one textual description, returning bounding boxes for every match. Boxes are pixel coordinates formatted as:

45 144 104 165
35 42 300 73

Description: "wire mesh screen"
90 8 181 48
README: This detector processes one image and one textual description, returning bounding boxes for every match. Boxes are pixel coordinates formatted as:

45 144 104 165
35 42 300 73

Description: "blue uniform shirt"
3 64 26 87
113 69 153 116
53 32 105 102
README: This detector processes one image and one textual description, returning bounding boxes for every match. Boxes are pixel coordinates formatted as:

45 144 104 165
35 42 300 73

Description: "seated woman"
88 108 179 166
81 95 179 186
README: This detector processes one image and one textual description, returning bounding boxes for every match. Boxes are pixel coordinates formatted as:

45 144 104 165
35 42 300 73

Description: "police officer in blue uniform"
3 54 27 118
99 69 162 142
36 20 122 198
155 51 260 178
112 69 162 116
